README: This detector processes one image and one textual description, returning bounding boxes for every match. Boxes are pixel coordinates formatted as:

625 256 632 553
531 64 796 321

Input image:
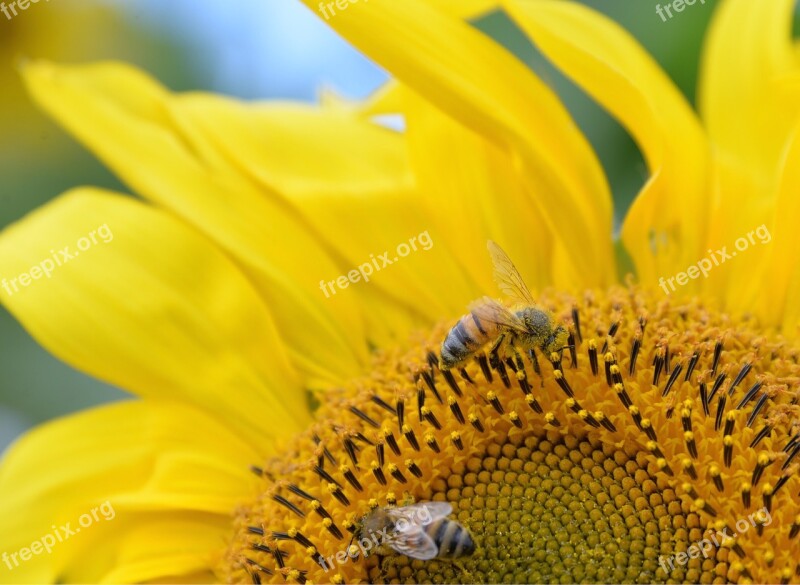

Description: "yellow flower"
1 0 799 584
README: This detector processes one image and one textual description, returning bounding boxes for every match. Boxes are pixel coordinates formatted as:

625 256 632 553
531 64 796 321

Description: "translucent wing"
387 501 452 522
386 528 439 560
487 240 535 306
384 502 452 560
468 297 529 334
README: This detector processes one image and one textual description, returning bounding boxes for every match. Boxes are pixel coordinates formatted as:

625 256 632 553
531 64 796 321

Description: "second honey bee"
440 240 569 370
354 501 475 560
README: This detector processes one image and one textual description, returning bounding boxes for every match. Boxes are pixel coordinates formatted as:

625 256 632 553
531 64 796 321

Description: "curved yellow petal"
437 0 499 19
699 0 799 180
299 0 615 286
98 513 230 584
171 93 479 328
0 189 308 450
369 83 558 294
696 0 800 312
22 60 369 387
503 0 711 290
0 400 258 584
764 119 800 333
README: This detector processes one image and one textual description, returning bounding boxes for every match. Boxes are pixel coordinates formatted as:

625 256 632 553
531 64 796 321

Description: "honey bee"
440 240 569 370
354 501 475 560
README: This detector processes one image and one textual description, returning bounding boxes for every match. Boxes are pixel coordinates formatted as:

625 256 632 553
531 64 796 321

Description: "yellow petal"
171 93 479 325
375 83 559 294
0 188 308 450
503 0 711 290
699 0 799 180
764 120 800 333
22 60 369 386
0 400 258 583
696 0 800 312
436 0 499 19
300 0 615 286
98 514 230 584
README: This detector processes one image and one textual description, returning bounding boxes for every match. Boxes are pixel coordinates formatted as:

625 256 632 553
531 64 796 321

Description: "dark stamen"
449 396 465 424
571 306 582 343
476 354 492 382
402 425 420 451
711 340 723 377
629 337 641 375
272 495 305 518
663 363 683 397
685 352 700 381
407 460 423 477
389 464 407 484
342 466 363 492
372 462 387 485
349 406 380 429
469 413 484 432
376 442 385 467
313 465 341 489
371 395 396 416
747 394 769 428
441 368 463 397
652 351 664 386
728 363 752 397
736 381 763 410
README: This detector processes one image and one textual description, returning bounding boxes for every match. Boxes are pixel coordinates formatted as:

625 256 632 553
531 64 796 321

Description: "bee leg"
487 333 506 369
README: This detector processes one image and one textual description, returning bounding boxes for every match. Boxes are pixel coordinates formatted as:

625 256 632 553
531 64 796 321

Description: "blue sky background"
111 0 388 101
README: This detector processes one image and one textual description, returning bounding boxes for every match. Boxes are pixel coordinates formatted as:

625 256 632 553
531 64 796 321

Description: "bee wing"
386 501 453 523
386 526 439 560
468 297 529 335
487 240 535 306
382 502 453 560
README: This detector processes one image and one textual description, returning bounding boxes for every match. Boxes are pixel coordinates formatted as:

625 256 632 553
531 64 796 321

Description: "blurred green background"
0 0 730 450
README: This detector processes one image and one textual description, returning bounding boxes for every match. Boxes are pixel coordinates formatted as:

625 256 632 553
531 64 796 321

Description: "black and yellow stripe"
440 310 500 369
425 518 475 558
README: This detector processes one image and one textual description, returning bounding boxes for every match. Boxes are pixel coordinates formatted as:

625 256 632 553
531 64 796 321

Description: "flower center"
223 287 799 585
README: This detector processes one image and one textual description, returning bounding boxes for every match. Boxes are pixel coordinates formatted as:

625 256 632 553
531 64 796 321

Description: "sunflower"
1 0 799 583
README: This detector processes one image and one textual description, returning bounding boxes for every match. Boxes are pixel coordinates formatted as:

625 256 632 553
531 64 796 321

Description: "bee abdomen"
440 314 496 368
427 519 475 558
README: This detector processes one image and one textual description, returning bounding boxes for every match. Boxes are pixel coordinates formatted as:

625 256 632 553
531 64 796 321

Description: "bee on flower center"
352 501 475 561
440 240 569 370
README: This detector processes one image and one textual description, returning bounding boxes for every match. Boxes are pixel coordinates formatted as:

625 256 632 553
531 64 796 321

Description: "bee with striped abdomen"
440 240 569 370
355 501 475 560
